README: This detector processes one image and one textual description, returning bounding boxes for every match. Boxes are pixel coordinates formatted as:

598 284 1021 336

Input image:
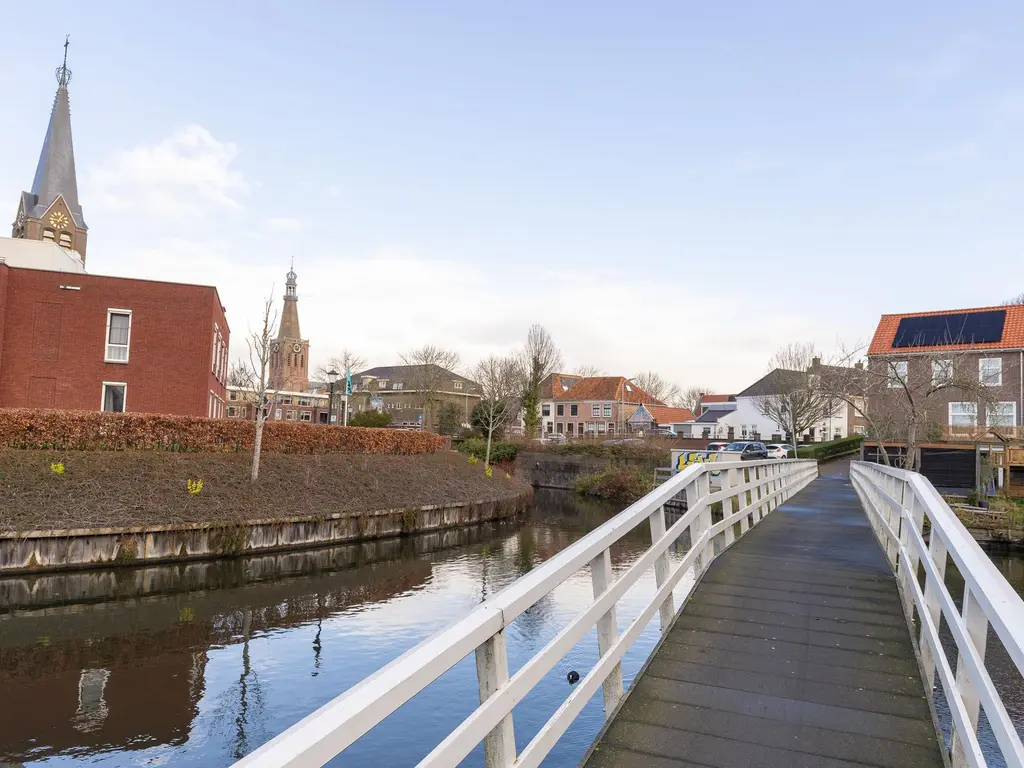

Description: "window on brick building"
603 403 612 418
570 404 578 416
43 228 55 241
229 390 238 401
592 404 601 417
980 358 1002 386
228 406 236 417
286 410 297 420
453 381 463 390
301 411 312 422
299 397 311 406
102 383 126 413
556 404 564 416
105 310 131 362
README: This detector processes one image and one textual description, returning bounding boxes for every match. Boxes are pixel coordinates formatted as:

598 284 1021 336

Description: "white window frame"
228 406 237 417
591 404 601 417
101 382 127 413
931 359 952 386
986 402 1016 427
453 381 463 390
603 403 612 418
948 401 977 427
887 360 907 388
979 357 1002 387
104 309 132 363
300 411 312 422
542 404 551 417
598 422 606 434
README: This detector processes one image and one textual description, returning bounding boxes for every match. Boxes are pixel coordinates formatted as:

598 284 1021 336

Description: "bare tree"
823 342 997 471
678 386 713 414
572 364 602 378
632 371 680 405
473 355 523 466
236 292 280 482
752 343 834 450
1003 293 1024 305
228 362 251 388
314 349 366 383
519 325 563 439
400 344 461 431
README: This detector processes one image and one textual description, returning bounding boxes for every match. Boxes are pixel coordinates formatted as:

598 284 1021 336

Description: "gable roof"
354 365 477 390
694 408 729 423
647 405 695 424
737 368 807 398
538 372 582 399
868 304 1024 355
555 376 663 404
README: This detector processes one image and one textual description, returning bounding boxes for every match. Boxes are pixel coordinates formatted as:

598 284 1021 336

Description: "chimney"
811 356 821 368
855 362 864 370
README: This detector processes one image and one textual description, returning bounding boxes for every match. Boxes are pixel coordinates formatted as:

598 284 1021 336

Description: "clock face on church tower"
49 211 69 229
292 342 301 353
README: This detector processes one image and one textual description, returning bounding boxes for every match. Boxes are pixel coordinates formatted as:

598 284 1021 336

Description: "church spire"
278 262 302 340
13 36 89 261
32 35 83 222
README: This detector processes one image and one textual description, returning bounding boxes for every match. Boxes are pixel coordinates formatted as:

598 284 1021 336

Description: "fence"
232 458 817 768
850 461 1024 767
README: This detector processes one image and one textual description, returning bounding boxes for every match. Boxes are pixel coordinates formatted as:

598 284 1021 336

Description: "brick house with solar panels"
867 304 1024 440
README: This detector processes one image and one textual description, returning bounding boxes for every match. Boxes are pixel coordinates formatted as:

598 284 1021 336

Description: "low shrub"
519 440 668 469
0 409 446 454
794 435 863 461
574 467 654 502
457 437 517 463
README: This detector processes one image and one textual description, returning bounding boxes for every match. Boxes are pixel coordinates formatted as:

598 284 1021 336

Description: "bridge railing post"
648 506 674 633
723 467 738 548
950 586 990 767
919 530 949 691
475 630 517 768
897 489 920 624
590 548 623 716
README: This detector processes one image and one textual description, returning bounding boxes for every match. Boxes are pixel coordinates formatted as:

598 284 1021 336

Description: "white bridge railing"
233 458 817 768
850 461 1024 768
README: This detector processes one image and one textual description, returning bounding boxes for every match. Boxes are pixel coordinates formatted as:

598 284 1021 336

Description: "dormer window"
58 231 73 248
42 228 55 241
378 379 389 389
453 381 463 390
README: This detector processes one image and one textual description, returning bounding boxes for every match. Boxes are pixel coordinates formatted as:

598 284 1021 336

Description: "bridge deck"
585 472 944 768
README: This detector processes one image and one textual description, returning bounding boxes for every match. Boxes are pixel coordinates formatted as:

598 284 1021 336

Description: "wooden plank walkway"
584 472 944 768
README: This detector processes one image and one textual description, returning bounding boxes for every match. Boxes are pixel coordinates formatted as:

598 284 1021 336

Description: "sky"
2 2 1023 392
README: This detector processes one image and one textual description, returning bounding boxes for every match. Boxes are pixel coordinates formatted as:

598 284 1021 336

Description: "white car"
766 443 795 459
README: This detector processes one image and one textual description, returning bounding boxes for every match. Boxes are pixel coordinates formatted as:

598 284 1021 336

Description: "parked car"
706 441 729 452
766 443 795 459
542 433 567 444
721 441 769 459
653 428 676 438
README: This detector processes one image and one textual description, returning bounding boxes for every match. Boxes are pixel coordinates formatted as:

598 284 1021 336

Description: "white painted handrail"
850 461 1024 768
232 458 817 768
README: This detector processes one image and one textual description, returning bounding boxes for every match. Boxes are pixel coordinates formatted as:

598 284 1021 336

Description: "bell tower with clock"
12 37 89 262
269 263 310 393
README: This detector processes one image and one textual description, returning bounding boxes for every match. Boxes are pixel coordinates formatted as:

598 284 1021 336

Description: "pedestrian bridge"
234 459 1024 768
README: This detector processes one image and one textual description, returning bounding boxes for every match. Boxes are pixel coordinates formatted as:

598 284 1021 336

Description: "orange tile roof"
539 372 582 399
555 376 663 404
867 304 1024 356
647 405 695 424
699 394 733 404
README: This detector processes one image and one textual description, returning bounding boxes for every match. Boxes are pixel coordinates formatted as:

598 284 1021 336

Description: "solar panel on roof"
892 310 1006 348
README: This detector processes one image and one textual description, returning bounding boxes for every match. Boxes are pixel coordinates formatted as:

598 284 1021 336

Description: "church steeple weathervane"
57 35 71 87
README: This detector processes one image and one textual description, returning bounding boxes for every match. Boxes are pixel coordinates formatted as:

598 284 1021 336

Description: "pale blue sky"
2 3 1023 390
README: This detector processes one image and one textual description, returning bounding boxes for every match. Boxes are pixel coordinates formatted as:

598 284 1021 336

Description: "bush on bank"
574 467 654 502
0 409 447 454
457 437 517 463
794 435 863 461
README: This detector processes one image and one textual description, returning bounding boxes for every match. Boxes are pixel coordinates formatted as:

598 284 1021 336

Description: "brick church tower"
11 38 89 262
269 264 309 392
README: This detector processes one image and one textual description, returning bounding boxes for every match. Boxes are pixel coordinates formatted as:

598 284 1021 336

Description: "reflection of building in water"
0 539 437 764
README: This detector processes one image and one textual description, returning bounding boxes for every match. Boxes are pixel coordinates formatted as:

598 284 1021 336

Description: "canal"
1 488 1021 767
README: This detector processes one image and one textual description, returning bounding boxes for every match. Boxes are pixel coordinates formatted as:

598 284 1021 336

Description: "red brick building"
1 50 230 418
0 262 229 417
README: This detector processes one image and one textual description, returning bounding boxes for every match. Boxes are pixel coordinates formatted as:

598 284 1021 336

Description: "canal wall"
0 490 531 574
515 451 659 490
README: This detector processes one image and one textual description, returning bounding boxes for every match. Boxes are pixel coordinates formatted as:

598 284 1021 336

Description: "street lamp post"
326 368 339 425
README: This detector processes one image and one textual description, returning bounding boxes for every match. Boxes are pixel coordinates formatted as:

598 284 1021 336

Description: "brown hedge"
0 409 447 454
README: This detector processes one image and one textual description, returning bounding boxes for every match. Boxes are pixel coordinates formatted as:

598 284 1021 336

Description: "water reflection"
0 490 658 767
3 489 1019 767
